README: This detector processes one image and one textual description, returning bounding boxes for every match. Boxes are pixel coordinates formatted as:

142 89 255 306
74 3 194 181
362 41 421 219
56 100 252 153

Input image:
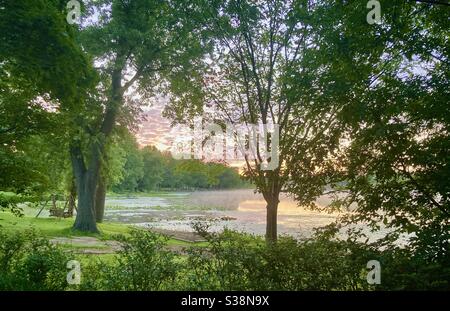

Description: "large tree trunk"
70 145 100 233
70 66 122 232
95 176 106 223
73 171 99 232
265 198 279 242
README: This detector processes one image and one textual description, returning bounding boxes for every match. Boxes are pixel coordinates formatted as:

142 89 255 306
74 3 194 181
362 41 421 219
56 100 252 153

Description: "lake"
104 189 341 238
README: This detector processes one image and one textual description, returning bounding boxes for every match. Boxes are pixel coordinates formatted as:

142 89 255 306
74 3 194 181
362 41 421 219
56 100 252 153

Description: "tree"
110 145 245 191
139 146 164 192
94 130 131 222
270 1 448 260
175 160 210 189
312 1 450 260
159 153 180 189
70 0 209 231
0 0 95 196
165 0 344 241
110 131 143 193
218 167 243 189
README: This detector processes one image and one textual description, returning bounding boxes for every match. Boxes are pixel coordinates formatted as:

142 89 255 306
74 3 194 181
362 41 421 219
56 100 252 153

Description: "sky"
135 97 247 169
135 96 176 151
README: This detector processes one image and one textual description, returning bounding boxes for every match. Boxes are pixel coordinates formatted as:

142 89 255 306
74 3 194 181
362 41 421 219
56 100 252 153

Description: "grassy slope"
0 211 129 239
0 211 198 248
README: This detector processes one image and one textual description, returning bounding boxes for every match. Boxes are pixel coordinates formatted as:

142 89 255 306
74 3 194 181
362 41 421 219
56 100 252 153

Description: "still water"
104 190 341 238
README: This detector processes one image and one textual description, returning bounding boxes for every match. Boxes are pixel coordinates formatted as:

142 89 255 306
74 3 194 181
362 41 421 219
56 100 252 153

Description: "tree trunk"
71 145 99 233
67 178 77 217
73 171 99 232
95 176 106 223
70 65 122 232
265 196 279 243
51 194 57 210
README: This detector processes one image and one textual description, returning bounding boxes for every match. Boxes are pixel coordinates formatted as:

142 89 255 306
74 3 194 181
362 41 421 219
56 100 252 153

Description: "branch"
409 0 450 6
0 125 17 135
122 65 145 93
400 161 450 217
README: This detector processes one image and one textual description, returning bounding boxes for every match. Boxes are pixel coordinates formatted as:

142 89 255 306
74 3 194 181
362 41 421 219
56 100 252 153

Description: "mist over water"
104 189 341 238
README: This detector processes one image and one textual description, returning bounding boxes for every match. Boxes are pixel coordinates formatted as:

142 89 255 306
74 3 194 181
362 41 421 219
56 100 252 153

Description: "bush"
81 229 179 291
0 228 72 290
180 228 376 290
374 246 450 290
181 230 262 290
0 193 25 216
3 226 444 291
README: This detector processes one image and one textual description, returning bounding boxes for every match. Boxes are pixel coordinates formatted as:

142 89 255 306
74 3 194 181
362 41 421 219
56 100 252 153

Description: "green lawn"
0 211 202 248
0 211 130 239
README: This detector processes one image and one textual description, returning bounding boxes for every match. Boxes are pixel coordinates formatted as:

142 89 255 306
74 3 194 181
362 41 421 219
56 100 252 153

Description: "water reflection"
104 189 340 238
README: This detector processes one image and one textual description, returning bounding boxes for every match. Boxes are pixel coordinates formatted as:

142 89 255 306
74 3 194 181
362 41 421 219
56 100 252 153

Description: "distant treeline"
111 145 249 193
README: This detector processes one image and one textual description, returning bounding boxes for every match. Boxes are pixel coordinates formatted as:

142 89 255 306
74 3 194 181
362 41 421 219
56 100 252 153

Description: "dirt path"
50 228 205 255
50 237 122 254
150 228 206 243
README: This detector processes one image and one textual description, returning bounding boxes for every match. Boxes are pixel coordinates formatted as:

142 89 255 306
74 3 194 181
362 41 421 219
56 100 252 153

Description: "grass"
76 253 117 265
0 211 130 239
0 211 205 248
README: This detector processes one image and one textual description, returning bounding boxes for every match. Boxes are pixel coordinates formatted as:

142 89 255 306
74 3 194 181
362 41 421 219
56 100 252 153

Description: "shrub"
0 228 71 291
181 228 376 291
181 229 263 290
373 245 450 290
6 225 442 291
81 229 179 291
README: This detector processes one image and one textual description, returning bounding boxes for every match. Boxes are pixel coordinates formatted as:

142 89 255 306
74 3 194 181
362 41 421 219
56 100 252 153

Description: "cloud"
137 98 184 151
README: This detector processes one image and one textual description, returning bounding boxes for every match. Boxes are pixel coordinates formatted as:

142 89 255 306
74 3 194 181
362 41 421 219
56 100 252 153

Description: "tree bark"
265 195 279 243
70 64 122 232
67 177 77 217
73 173 98 232
51 194 57 210
95 176 106 223
70 145 99 233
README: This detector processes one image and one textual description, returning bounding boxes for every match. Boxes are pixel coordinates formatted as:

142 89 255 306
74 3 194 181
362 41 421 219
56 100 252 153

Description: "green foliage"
0 0 95 105
0 135 70 194
218 167 243 189
139 146 164 192
301 1 450 260
0 0 447 291
0 0 96 196
80 229 178 291
0 224 447 291
76 227 449 291
181 227 450 291
111 134 247 192
102 137 127 187
0 228 71 291
0 193 26 216
375 246 450 290
110 131 144 193
181 227 371 291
